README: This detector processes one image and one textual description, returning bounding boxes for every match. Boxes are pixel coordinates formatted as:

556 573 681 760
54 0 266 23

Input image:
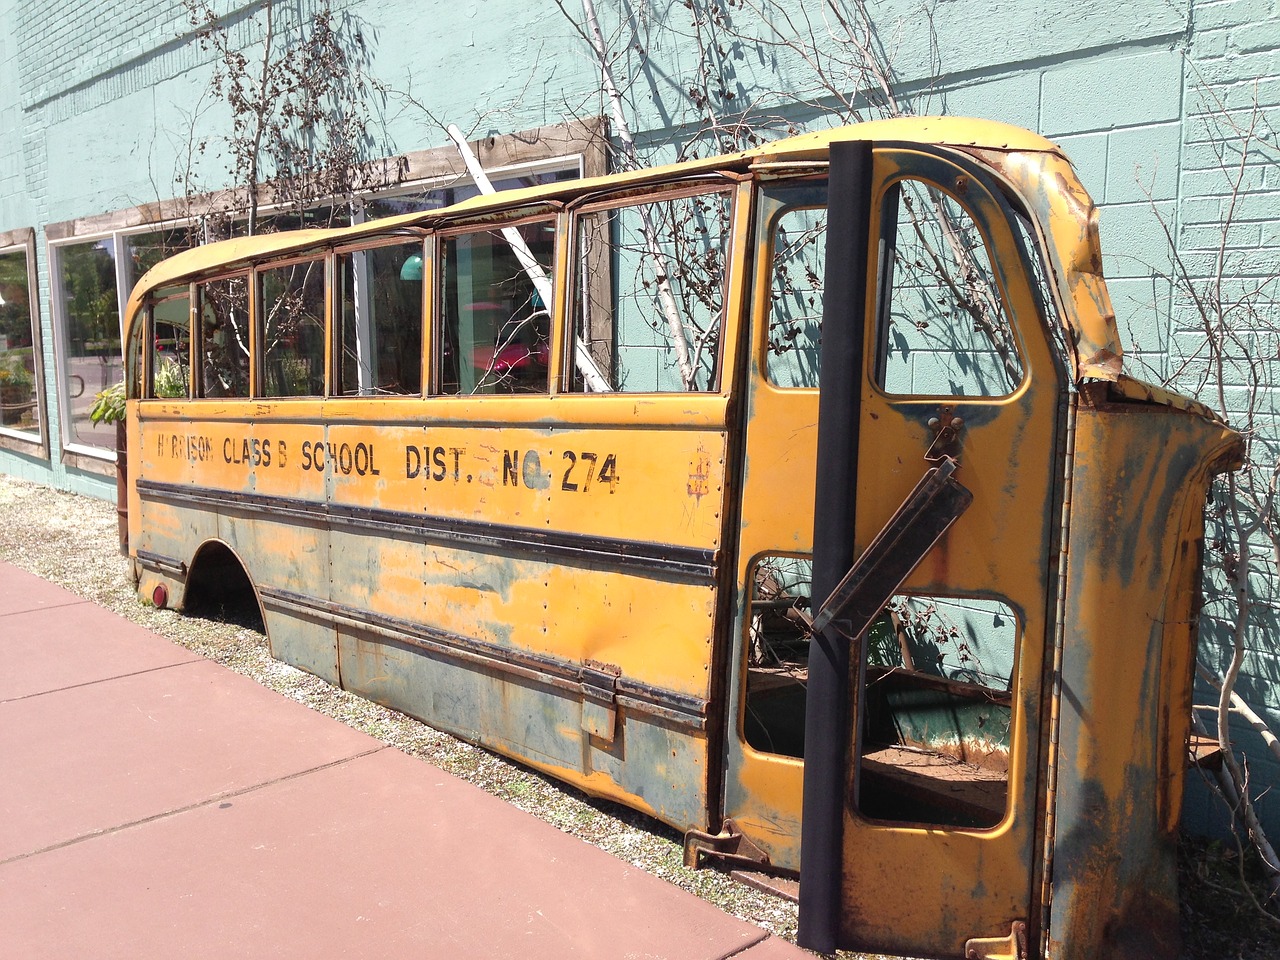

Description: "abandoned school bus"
122 117 1242 959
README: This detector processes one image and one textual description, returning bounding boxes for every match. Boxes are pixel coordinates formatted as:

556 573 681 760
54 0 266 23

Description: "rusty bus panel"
120 118 1241 960
1044 393 1241 960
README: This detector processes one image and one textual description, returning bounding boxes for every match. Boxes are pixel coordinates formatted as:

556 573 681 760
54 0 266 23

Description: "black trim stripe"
135 548 186 576
258 585 708 731
137 479 718 583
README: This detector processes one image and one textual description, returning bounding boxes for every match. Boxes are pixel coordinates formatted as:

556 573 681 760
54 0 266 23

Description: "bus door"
796 142 1068 958
719 142 1064 956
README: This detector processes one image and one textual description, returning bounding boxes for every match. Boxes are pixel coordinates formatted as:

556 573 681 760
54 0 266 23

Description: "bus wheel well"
184 541 265 632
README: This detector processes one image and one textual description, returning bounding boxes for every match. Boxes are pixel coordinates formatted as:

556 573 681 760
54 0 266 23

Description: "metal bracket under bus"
683 818 772 870
811 455 973 640
964 920 1029 960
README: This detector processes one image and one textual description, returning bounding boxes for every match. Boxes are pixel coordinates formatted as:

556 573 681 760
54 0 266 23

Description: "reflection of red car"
473 340 550 375
467 301 550 388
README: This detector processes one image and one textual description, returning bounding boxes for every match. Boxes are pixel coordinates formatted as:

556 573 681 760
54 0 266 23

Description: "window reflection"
198 276 251 398
261 260 326 398
0 247 40 436
572 191 730 392
441 222 554 395
56 238 122 448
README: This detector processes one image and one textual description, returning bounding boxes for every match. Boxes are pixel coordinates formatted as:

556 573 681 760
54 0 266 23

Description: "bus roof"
126 117 1062 303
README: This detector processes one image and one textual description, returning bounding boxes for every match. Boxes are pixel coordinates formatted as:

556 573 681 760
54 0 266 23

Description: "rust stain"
687 445 711 500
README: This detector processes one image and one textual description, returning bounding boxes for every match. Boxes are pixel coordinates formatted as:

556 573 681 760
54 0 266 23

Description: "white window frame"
48 225 175 468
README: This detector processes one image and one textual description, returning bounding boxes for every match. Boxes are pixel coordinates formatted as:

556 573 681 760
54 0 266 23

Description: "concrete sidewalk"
0 561 807 959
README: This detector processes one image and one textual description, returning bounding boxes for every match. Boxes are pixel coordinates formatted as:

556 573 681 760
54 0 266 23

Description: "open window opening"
336 241 424 396
571 188 731 393
763 182 827 390
742 554 1017 830
876 178 1024 397
856 594 1017 829
198 275 251 398
259 257 326 398
743 554 813 759
148 285 192 399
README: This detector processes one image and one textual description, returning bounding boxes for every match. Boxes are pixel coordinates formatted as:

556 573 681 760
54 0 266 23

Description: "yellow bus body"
123 117 1242 959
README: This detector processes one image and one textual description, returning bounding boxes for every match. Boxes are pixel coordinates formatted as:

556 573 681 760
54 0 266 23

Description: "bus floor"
0 560 806 960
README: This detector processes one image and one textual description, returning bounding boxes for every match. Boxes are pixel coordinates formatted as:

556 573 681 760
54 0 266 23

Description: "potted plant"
87 380 126 426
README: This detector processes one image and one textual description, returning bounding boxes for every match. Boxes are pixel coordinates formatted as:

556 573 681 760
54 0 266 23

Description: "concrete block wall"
1181 0 1280 832
2 0 1278 835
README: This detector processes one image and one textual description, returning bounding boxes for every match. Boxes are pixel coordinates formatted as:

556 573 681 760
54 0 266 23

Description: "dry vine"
1133 79 1280 912
176 0 402 237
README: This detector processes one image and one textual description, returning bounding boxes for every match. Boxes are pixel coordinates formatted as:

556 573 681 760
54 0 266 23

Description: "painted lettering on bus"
405 445 467 483
502 449 549 490
158 433 215 463
222 436 276 468
561 451 618 493
406 445 617 493
299 440 381 476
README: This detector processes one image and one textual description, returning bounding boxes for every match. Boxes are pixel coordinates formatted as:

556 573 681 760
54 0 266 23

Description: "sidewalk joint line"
714 931 773 960
0 745 391 866
0 596 92 618
0 656 206 704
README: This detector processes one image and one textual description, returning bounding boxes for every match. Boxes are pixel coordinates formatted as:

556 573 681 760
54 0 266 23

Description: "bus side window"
438 219 553 396
260 257 325 398
876 180 1023 397
197 275 250 398
571 189 731 392
127 309 146 401
150 289 191 399
764 184 828 389
337 241 424 396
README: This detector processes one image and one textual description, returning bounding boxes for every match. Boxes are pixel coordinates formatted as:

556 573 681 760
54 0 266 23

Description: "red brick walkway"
0 561 806 959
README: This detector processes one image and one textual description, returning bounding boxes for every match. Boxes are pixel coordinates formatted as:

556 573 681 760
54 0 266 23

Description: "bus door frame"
799 141 1068 956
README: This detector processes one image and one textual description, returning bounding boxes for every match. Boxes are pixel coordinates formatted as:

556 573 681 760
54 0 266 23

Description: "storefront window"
0 232 44 448
53 237 122 451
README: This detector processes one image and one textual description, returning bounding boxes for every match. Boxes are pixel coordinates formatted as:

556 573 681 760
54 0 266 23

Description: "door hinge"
683 818 772 870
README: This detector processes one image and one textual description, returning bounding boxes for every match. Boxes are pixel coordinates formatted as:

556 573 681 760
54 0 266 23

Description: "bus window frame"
330 234 430 400
193 269 254 400
140 284 196 400
252 250 332 401
756 175 829 392
871 175 1029 401
564 178 739 396
432 208 561 398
